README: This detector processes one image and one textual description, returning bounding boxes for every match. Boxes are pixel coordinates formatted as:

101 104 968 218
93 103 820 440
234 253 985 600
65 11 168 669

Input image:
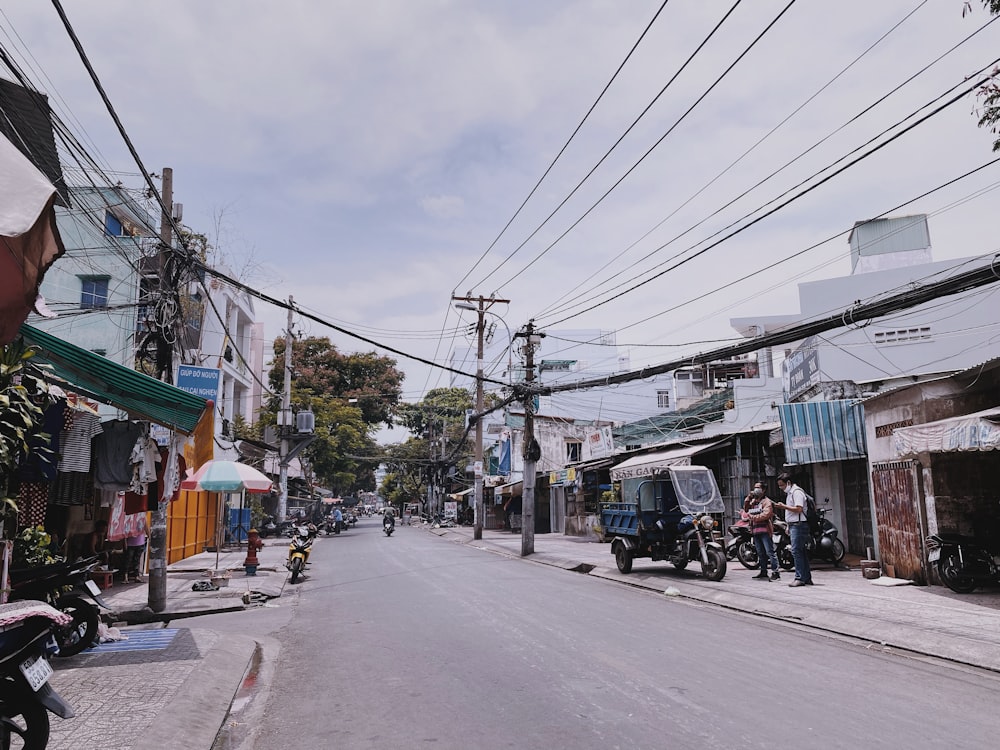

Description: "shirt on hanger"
57 412 103 473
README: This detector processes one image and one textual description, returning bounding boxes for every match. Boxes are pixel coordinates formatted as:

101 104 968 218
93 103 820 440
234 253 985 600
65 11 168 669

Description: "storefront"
11 324 211 569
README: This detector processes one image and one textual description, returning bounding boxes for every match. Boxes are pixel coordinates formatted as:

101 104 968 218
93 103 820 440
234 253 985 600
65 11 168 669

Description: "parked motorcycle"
258 515 279 539
0 600 76 747
926 533 1000 593
285 525 315 584
769 508 844 567
8 555 111 657
725 517 757 569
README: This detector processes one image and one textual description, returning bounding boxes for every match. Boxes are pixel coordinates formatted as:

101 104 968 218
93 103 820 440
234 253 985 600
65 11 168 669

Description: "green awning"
19 323 209 434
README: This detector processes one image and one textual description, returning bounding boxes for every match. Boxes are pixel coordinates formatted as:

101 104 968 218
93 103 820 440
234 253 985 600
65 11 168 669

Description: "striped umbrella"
181 460 273 494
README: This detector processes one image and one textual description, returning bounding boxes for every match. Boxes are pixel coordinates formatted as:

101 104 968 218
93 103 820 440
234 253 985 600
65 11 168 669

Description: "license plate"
928 548 941 562
85 579 102 596
772 534 781 545
19 654 52 692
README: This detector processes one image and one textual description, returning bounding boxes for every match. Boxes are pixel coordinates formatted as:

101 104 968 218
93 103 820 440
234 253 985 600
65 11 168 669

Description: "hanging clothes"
158 436 187 503
93 420 141 491
17 482 48 528
57 411 103 473
107 492 147 542
18 401 68 482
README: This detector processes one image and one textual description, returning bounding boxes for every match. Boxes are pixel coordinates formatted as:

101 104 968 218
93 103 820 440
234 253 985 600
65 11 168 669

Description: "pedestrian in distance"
774 472 813 587
746 483 780 581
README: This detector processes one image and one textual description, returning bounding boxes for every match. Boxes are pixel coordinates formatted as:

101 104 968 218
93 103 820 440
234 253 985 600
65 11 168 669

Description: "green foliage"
971 2 1000 150
269 335 403 428
13 525 60 567
0 339 52 516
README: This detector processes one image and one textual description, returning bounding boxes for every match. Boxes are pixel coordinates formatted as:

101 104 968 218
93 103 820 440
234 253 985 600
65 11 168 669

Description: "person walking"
775 472 813 587
746 483 780 581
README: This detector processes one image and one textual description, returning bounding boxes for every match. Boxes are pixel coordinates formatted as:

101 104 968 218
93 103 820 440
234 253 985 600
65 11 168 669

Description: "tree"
0 339 53 522
268 336 402 428
970 1 1000 150
262 335 401 494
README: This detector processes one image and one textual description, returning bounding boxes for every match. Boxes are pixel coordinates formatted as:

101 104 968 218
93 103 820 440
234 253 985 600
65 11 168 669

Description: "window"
874 327 931 344
80 276 110 309
657 390 671 409
566 441 582 463
104 211 124 236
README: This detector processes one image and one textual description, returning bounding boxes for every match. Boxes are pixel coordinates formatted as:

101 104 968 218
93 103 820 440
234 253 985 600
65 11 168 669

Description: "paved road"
239 519 1000 750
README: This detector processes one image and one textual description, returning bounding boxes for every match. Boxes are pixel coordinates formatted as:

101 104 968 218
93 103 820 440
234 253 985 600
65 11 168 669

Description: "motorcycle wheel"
290 556 303 584
938 555 977 593
778 547 795 570
54 594 99 658
701 548 727 581
0 691 49 750
829 538 846 565
614 544 633 574
736 540 760 570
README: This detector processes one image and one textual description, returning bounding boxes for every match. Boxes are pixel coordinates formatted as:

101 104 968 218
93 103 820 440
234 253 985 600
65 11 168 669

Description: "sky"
2 1 1000 443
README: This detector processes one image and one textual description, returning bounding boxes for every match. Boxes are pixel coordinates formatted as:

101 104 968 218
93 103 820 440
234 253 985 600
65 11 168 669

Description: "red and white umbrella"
181 460 273 494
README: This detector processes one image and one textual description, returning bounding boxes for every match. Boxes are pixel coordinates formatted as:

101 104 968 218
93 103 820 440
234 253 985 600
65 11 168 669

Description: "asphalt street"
40 516 1000 749
244 520 1000 750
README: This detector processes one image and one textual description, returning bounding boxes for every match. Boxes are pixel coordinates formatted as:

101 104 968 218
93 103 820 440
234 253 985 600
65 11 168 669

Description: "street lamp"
453 297 510 540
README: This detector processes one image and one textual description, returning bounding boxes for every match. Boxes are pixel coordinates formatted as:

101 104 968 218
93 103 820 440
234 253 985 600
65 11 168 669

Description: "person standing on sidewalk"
746 483 780 581
124 521 148 583
775 472 812 587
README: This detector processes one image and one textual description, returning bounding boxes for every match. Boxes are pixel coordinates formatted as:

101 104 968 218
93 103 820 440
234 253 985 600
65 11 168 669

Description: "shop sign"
548 467 576 486
176 365 222 401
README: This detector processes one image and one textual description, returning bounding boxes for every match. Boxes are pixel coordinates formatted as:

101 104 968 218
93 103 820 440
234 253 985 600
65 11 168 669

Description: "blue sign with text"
176 365 222 402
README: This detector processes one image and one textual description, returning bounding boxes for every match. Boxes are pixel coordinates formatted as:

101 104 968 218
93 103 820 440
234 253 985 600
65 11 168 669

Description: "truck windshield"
669 467 725 514
637 482 659 512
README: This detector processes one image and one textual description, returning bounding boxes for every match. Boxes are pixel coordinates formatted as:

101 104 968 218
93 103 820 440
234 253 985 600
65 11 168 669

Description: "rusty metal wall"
871 461 926 583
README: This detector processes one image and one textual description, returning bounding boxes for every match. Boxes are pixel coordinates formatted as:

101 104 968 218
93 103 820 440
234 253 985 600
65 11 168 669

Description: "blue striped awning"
777 400 867 465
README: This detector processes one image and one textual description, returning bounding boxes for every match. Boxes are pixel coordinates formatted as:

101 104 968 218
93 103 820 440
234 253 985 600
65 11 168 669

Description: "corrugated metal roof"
849 215 929 259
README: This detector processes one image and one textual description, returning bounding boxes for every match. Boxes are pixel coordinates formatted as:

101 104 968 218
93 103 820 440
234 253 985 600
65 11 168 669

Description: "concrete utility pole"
520 320 539 558
148 167 173 613
452 295 509 540
277 298 294 523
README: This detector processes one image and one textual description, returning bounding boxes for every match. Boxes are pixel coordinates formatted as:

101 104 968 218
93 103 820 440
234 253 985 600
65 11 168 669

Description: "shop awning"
610 440 724 481
893 407 1000 455
778 400 867 466
19 323 209 434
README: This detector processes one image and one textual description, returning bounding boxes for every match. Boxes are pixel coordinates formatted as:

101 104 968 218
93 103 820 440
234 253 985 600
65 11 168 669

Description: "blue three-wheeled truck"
600 465 727 581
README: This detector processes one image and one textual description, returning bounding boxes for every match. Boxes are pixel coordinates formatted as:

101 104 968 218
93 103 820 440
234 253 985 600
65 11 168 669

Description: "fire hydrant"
244 529 264 576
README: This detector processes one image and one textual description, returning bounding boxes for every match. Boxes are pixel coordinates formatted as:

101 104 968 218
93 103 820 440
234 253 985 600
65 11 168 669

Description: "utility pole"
520 320 539 557
453 295 509 540
277 298 294 524
148 167 173 613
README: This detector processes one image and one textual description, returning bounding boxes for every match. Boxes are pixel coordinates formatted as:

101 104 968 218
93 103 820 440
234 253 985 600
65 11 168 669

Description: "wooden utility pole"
520 320 539 557
148 167 173 613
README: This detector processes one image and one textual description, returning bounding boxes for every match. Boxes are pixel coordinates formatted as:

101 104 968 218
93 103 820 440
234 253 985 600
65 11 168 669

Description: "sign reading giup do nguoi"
176 365 222 401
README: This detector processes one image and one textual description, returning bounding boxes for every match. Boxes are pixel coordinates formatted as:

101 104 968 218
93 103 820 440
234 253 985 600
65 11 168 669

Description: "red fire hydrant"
244 529 264 576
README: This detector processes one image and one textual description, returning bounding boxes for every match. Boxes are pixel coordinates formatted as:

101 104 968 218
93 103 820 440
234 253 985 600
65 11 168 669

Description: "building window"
105 211 124 236
566 440 582 463
80 276 110 309
874 327 931 344
657 390 671 409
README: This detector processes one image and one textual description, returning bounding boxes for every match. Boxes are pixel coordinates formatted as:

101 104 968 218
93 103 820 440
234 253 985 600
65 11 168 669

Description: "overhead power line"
529 253 1000 397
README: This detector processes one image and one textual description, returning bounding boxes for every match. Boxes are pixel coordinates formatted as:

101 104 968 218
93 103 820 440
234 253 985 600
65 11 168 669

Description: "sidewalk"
429 525 1000 672
100 534 292 624
46 536 295 750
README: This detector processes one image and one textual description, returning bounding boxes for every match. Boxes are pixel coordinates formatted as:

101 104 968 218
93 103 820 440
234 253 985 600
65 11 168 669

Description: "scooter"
926 533 1000 593
0 600 76 746
725 517 757 569
285 525 315 584
805 507 846 565
383 517 395 537
8 555 112 657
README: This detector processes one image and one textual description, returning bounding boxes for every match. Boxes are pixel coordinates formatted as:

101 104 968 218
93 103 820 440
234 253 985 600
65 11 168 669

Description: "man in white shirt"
774 472 813 587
